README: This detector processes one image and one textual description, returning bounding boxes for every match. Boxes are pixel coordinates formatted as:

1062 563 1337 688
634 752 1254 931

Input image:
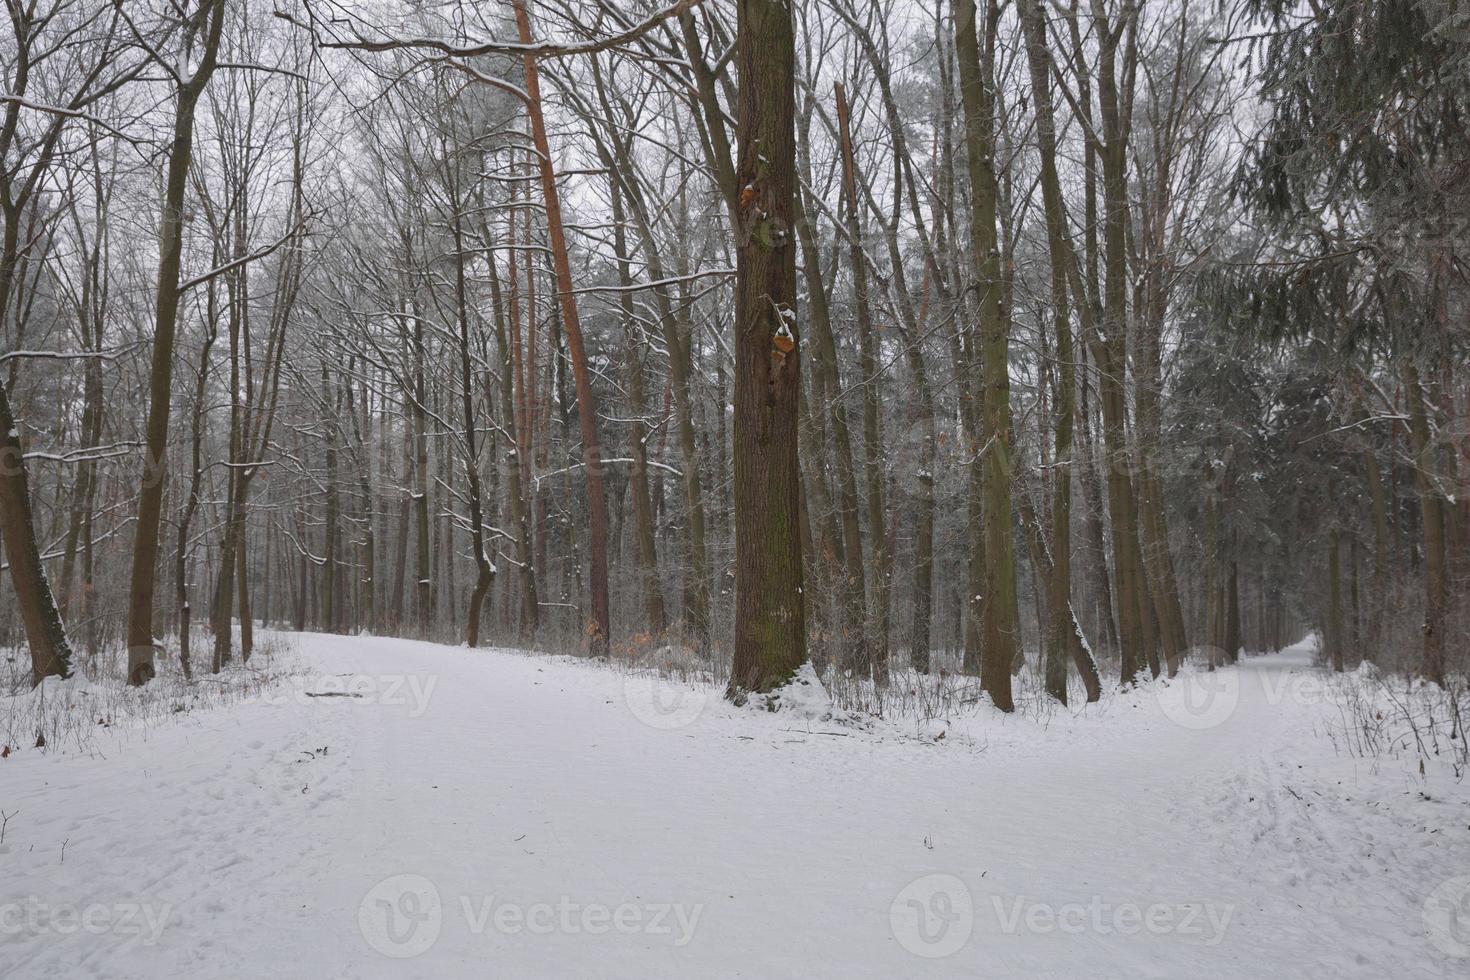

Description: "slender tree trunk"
449 216 494 648
792 191 866 669
125 0 225 685
1405 364 1446 684
607 175 665 637
903 281 937 674
483 228 538 639
320 362 340 633
1362 444 1389 660
411 303 432 635
1326 526 1343 671
834 82 891 685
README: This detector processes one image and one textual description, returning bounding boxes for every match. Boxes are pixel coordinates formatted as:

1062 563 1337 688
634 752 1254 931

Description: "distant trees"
1212 0 1469 681
0 0 1461 701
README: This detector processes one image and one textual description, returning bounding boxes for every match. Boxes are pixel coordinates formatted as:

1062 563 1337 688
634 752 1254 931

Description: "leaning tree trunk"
0 376 72 685
727 0 806 697
125 0 225 686
514 0 611 656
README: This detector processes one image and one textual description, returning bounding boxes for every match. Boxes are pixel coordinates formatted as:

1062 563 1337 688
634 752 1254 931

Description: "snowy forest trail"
3 634 1466 978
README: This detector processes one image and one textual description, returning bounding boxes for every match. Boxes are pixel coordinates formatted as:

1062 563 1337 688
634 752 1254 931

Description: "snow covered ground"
2 633 1467 978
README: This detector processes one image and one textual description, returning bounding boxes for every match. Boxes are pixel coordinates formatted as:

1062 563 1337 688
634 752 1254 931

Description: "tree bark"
727 0 806 697
125 0 226 685
954 0 1018 711
834 82 891 685
1405 364 1446 685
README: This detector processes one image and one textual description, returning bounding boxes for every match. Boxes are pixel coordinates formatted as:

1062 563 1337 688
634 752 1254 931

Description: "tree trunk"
792 191 866 671
514 0 611 656
1326 526 1343 671
954 0 1017 711
834 82 891 686
483 225 538 639
727 0 806 697
607 174 666 638
125 0 225 686
0 377 72 684
1405 364 1446 685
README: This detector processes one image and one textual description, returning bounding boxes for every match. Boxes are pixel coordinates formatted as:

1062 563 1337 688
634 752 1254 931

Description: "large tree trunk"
727 0 806 697
954 0 1018 711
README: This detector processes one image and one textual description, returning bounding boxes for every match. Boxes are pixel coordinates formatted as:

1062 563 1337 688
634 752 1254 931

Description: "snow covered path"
3 634 1467 978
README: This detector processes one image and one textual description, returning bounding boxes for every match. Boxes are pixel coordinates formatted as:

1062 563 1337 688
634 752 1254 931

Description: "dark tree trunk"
727 0 806 697
125 0 226 686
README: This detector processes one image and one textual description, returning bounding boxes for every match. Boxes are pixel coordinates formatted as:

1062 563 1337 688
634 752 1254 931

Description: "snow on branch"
179 219 311 293
534 457 682 490
0 96 136 144
570 268 735 297
276 0 707 61
23 442 143 465
0 349 124 366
